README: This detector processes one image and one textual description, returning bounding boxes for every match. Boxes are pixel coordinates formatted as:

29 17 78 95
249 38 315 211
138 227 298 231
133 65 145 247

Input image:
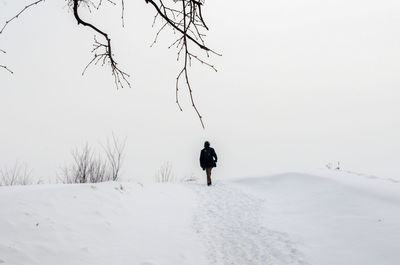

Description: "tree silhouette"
1 0 219 127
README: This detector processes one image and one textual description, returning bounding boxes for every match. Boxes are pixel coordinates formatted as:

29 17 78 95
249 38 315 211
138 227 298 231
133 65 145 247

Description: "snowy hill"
1 171 399 265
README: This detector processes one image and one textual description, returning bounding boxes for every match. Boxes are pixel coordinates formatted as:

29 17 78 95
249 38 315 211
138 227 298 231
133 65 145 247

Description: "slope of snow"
0 182 207 265
234 171 400 265
1 170 399 265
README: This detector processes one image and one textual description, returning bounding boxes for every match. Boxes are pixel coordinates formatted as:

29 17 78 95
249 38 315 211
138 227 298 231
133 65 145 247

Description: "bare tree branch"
1 0 220 126
0 0 46 74
121 0 125 27
0 0 46 35
0 65 13 74
146 0 221 128
1 43 14 73
71 0 130 89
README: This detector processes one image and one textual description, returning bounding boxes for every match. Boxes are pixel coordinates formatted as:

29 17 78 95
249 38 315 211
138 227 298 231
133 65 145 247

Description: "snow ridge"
189 183 308 265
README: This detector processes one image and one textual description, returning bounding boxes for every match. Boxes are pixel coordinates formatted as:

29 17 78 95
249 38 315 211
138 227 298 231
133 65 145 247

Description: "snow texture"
0 170 399 265
190 183 308 265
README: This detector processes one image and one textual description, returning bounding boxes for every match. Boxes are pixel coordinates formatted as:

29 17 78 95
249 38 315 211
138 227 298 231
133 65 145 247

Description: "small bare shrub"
326 161 341 170
155 162 175 183
61 135 126 184
102 133 126 181
0 161 32 186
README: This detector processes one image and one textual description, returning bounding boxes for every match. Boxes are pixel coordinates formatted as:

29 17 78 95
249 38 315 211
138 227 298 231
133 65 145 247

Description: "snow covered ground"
234 170 400 265
1 170 399 265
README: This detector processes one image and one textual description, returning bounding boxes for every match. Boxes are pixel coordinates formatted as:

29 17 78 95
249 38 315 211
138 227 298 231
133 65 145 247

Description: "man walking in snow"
200 141 218 186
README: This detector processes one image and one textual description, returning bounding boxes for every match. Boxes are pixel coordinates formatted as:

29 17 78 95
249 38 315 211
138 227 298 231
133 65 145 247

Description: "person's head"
204 141 210 148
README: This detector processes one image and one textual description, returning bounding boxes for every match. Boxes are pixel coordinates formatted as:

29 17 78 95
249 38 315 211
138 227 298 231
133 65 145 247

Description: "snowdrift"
0 182 207 265
234 171 400 265
1 170 399 265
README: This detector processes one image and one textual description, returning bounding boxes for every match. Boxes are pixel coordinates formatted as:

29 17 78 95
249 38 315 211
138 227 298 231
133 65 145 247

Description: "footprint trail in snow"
189 182 309 265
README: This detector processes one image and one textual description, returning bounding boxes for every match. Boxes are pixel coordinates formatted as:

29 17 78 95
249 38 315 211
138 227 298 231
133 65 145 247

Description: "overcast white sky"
1 0 399 182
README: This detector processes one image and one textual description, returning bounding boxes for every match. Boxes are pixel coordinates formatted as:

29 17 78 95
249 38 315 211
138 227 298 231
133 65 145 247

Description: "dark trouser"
206 167 212 185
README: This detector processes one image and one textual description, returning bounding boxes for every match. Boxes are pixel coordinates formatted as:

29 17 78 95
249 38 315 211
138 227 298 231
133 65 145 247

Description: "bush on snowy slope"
326 161 341 170
0 161 35 186
59 135 126 184
154 162 200 183
154 162 176 183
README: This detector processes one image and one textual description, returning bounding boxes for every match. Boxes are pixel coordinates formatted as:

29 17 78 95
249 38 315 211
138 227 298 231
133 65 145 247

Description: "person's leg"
206 167 212 186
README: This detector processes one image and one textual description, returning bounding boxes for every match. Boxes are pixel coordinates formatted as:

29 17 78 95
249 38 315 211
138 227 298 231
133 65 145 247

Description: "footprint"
81 247 89 252
388 178 399 183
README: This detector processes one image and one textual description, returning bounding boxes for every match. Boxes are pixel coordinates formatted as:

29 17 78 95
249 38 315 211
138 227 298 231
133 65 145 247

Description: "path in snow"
188 182 309 265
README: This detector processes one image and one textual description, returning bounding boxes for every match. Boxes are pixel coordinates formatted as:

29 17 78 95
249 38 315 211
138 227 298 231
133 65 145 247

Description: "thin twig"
0 0 45 74
121 0 125 27
0 0 46 35
145 0 214 52
147 0 221 127
0 65 13 74
72 0 130 89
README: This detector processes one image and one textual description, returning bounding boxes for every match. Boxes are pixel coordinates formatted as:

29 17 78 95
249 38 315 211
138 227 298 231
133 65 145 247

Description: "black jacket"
200 147 217 169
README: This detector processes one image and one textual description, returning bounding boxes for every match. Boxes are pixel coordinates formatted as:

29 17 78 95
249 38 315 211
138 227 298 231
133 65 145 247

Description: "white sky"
1 0 399 182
